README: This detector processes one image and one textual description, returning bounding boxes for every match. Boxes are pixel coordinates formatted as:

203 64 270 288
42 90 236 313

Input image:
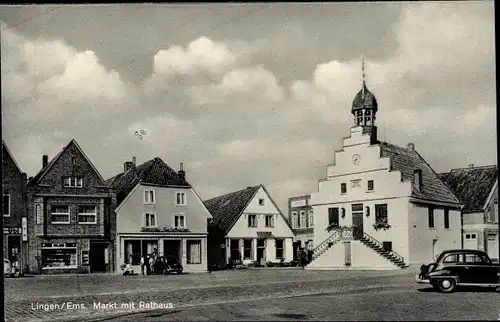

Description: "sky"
1 2 496 214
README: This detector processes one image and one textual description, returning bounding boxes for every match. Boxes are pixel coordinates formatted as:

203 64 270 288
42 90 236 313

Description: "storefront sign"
4 227 21 234
82 250 89 266
257 231 274 238
22 217 27 241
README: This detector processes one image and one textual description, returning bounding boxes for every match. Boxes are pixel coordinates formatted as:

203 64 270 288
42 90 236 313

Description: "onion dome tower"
351 58 378 144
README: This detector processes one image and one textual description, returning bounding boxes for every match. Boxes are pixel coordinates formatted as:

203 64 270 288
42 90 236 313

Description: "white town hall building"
306 70 463 270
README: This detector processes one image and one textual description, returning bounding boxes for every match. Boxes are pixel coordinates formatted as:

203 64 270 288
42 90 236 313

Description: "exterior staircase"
311 229 343 260
358 232 408 269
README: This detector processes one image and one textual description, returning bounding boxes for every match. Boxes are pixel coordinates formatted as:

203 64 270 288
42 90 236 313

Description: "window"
443 254 459 263
428 207 435 228
341 183 347 194
265 215 274 228
308 210 314 227
258 198 265 206
187 240 201 264
176 192 186 206
328 208 339 227
144 213 157 227
248 214 257 228
36 204 43 224
174 215 185 228
291 212 298 228
3 195 10 217
375 204 388 223
78 205 97 224
367 180 374 191
63 177 83 188
243 239 253 259
41 243 77 269
465 233 477 240
144 189 155 204
275 239 284 259
444 208 450 229
300 211 306 227
464 253 490 264
495 202 499 223
124 240 141 265
51 205 70 224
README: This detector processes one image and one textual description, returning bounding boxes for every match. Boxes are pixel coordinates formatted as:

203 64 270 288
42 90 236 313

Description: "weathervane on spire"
361 57 366 98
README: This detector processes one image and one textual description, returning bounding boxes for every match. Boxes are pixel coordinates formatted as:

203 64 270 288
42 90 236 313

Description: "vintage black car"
416 249 499 293
154 256 183 275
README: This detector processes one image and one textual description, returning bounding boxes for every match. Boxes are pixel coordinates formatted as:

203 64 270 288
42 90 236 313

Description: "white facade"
225 186 295 265
308 126 462 269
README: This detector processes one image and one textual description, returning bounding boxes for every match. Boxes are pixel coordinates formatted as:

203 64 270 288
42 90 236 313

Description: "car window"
465 254 487 264
443 254 459 263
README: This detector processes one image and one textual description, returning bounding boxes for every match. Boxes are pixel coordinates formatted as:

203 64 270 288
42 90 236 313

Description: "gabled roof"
379 141 461 206
107 157 191 206
204 185 260 235
2 140 23 174
439 165 498 213
203 184 294 235
28 139 105 186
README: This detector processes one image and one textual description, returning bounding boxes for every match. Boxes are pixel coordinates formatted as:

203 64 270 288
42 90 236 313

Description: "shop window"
124 240 141 265
243 239 253 260
187 240 201 264
41 244 77 269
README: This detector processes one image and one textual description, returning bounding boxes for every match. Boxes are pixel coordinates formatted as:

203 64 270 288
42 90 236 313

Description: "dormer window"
64 177 83 188
413 169 422 191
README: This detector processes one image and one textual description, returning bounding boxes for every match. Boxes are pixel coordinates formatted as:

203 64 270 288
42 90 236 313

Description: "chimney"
42 155 48 168
132 156 136 166
178 162 185 180
468 164 474 168
124 161 134 173
406 143 415 150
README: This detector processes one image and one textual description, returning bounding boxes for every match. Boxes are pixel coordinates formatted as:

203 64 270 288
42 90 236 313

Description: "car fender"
427 270 459 282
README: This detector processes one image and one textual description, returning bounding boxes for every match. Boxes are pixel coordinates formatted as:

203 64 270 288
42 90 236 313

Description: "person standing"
140 256 145 275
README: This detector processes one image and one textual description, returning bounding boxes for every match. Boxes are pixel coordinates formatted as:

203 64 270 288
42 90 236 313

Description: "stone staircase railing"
311 226 353 260
357 229 408 269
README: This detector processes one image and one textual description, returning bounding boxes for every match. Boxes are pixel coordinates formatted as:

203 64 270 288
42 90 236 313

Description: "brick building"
2 141 28 273
27 139 117 274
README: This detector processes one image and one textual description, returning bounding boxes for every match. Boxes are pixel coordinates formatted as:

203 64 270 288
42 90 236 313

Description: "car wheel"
436 278 457 293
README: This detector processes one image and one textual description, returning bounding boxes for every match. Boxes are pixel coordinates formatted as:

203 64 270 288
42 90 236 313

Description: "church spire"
361 57 366 99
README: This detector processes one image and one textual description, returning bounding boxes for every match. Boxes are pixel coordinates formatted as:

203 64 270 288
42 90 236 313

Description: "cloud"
152 36 237 77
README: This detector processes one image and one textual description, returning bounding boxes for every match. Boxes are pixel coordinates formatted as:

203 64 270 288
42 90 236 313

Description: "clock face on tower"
352 154 361 165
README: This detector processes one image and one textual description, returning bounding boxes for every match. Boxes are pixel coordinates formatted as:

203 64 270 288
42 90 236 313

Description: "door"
90 243 107 272
464 253 498 284
463 233 478 249
487 234 499 261
7 236 21 269
164 240 181 262
352 213 364 240
256 239 265 264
